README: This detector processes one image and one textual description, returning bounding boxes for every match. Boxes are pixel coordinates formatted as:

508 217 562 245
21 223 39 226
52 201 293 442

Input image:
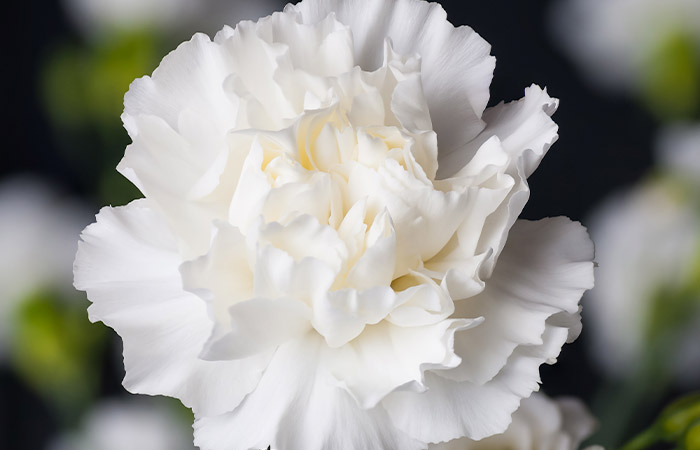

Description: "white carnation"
75 0 595 448
430 393 598 450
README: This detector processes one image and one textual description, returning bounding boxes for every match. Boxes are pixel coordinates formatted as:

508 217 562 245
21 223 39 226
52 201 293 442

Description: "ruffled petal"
428 393 597 450
440 217 594 385
440 85 560 280
74 200 267 416
344 160 472 278
118 114 231 259
201 297 312 361
193 334 426 450
324 317 481 409
383 323 570 443
381 217 593 443
288 0 496 155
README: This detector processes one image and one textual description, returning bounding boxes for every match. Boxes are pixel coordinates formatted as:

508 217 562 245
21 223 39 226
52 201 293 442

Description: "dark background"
8 0 664 449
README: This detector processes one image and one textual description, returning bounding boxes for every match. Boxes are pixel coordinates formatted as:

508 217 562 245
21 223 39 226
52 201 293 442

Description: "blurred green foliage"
620 393 700 450
42 31 158 132
640 32 700 121
9 289 107 426
40 31 158 206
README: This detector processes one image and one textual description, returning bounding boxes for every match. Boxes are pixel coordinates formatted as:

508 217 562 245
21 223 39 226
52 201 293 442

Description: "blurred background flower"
550 0 700 120
0 177 106 424
7 0 700 448
584 124 700 447
64 0 277 40
48 398 195 450
0 176 90 348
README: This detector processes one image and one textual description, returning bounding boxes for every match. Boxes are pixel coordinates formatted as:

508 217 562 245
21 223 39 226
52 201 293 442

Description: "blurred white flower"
75 0 594 448
586 126 700 384
64 0 279 38
657 123 700 184
550 0 700 90
49 399 196 450
0 176 90 358
430 393 598 450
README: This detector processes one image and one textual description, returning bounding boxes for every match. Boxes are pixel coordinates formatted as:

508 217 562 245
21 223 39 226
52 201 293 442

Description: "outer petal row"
74 200 268 416
382 217 594 443
193 334 426 450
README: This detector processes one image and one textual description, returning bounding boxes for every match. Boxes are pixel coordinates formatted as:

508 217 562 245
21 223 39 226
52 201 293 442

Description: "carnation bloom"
586 125 700 385
49 399 195 450
75 0 595 448
430 393 598 450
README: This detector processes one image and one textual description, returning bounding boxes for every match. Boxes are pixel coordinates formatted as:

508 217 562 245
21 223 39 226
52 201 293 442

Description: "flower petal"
440 217 594 385
428 393 597 450
383 322 571 443
202 297 312 361
440 85 561 280
74 200 267 416
381 217 593 443
194 334 426 450
324 317 481 409
288 0 496 154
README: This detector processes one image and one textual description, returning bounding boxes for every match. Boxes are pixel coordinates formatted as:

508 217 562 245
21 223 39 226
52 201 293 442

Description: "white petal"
440 218 594 385
443 86 561 280
123 34 236 139
381 218 593 443
345 160 472 278
258 214 347 274
389 271 456 327
118 115 230 258
312 286 399 348
439 85 559 179
194 335 426 450
227 137 272 233
325 318 481 409
203 297 312 360
383 323 571 443
345 209 397 290
74 200 267 416
249 244 337 312
428 393 597 450
288 0 495 154
426 139 515 298
181 222 253 326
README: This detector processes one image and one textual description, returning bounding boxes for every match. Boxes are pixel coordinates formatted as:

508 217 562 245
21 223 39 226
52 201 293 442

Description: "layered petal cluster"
430 393 598 450
75 0 595 448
